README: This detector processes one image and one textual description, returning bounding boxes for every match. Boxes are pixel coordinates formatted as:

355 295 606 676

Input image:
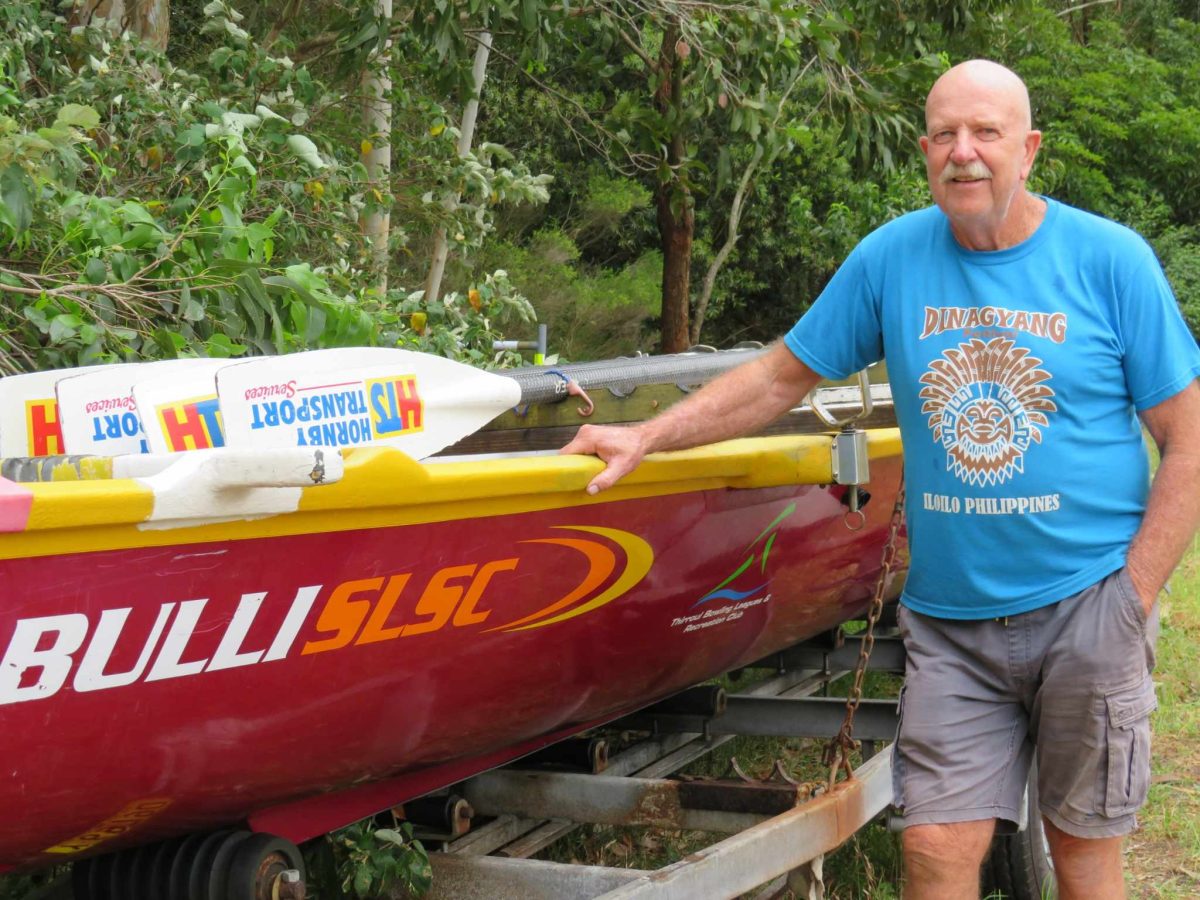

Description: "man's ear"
1021 130 1042 179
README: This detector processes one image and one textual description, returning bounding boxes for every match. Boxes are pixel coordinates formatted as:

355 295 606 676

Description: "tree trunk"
425 31 493 305
83 0 170 52
657 183 693 353
362 0 394 297
655 19 693 354
690 143 763 346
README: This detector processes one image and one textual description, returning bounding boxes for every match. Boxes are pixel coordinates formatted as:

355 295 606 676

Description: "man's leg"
891 607 1033 896
902 819 996 899
1034 567 1158 900
1043 819 1125 900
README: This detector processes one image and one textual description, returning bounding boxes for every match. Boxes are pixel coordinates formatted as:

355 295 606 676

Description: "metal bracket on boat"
808 369 874 431
808 370 874 531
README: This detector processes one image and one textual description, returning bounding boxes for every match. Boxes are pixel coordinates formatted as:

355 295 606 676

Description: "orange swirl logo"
488 526 654 633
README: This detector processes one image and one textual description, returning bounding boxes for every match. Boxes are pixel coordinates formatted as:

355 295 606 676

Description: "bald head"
926 60 1032 133
919 59 1044 250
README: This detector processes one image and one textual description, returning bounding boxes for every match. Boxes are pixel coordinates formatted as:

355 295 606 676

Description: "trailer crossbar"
595 751 893 899
426 752 892 900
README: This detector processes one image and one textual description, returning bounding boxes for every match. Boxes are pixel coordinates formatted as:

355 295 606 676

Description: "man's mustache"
940 161 993 183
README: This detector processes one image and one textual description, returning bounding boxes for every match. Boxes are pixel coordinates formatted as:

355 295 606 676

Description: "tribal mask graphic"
919 337 1057 486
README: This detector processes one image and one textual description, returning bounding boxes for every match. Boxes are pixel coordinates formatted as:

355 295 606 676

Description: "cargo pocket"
1102 674 1157 818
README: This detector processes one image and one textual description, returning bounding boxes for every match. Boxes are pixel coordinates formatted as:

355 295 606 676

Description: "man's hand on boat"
559 343 822 494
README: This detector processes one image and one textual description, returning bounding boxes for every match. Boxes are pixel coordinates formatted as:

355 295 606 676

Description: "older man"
562 60 1200 899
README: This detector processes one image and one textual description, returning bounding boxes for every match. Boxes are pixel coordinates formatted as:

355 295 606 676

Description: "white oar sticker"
132 360 231 454
0 366 99 457
217 348 521 458
56 359 230 456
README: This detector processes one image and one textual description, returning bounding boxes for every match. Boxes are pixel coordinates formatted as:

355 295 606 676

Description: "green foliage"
390 268 538 367
0 1 552 376
480 232 661 361
333 821 432 899
976 6 1200 337
1154 227 1200 337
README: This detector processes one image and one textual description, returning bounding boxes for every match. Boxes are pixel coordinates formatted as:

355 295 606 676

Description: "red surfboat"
0 351 903 894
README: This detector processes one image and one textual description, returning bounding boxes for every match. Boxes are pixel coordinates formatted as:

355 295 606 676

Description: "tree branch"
689 141 762 345
1055 0 1120 17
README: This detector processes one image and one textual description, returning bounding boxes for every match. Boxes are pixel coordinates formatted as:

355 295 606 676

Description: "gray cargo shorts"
892 566 1159 839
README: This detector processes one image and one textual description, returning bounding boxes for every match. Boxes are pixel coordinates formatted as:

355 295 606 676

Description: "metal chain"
823 473 906 790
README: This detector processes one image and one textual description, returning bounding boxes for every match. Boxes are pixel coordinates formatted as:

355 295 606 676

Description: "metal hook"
567 380 594 417
546 369 595 417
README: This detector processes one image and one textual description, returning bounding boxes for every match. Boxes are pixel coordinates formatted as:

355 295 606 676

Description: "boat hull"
0 435 903 871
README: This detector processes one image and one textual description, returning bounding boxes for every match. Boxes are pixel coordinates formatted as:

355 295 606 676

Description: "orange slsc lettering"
356 574 411 645
303 578 383 654
452 558 518 626
402 565 476 636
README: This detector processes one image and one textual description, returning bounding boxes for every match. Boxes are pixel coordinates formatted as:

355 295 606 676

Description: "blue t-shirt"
785 198 1200 619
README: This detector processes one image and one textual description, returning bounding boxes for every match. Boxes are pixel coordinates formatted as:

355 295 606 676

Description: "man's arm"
1126 379 1200 613
559 342 823 495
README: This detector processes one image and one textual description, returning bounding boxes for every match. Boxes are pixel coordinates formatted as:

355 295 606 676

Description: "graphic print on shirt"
918 336 1058 487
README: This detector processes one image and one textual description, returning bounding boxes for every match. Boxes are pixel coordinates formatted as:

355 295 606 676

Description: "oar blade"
0 366 96 457
55 359 230 456
131 361 230 454
216 348 521 458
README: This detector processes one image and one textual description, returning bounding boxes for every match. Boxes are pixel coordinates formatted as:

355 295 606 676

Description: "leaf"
153 329 185 356
120 223 162 250
208 46 234 69
305 304 327 342
183 297 206 322
84 258 107 284
49 315 80 343
55 104 101 130
255 104 288 123
205 333 242 358
352 867 372 898
374 828 405 845
289 301 307 337
286 134 326 169
519 0 540 30
110 253 136 282
0 164 33 236
233 281 266 336
179 124 207 148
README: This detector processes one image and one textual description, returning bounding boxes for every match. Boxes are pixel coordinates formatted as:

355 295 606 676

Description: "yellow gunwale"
0 429 902 560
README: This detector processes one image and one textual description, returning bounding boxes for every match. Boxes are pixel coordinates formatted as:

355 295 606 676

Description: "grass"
1124 531 1200 899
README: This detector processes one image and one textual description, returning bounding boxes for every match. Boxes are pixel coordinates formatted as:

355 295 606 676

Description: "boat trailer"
413 631 906 900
